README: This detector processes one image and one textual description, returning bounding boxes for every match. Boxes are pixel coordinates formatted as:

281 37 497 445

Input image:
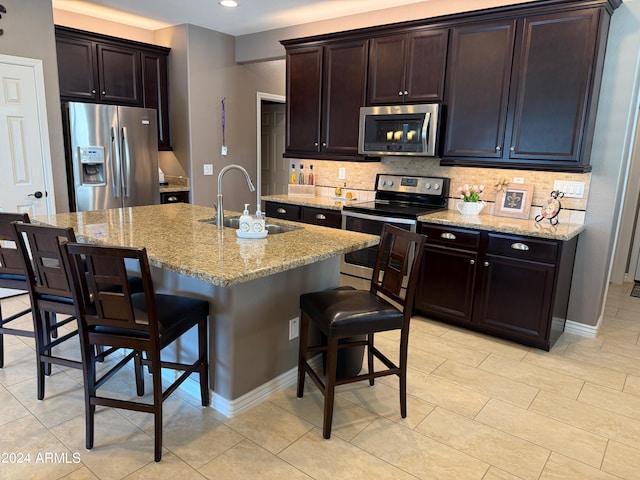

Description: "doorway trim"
0 53 56 215
256 91 286 200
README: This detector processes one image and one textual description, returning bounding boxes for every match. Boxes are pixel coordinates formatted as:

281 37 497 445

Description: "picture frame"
493 183 533 219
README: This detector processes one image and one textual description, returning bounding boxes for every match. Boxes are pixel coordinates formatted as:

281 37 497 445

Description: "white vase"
456 200 486 215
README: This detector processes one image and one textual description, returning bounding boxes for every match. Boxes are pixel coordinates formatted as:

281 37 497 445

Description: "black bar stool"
297 224 426 439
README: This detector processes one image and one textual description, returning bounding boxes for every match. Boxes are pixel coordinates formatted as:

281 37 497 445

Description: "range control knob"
424 183 431 190
387 180 394 186
380 179 387 186
434 183 440 190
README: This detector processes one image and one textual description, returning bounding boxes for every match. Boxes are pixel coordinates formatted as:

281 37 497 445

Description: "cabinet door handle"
484 261 489 267
470 259 475 265
314 142 318 147
496 146 501 151
91 89 96 94
167 195 177 203
404 90 409 96
102 91 106 95
322 142 326 147
511 242 530 251
440 232 456 240
277 207 287 214
510 146 516 152
315 213 327 220
398 91 403 96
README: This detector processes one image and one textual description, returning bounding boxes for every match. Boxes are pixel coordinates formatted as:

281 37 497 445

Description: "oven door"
341 210 417 281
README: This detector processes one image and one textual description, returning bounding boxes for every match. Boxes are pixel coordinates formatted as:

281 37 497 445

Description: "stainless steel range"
341 173 449 283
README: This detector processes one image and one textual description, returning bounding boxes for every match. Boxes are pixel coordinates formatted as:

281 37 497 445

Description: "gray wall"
567 1 640 327
0 0 68 212
155 24 285 212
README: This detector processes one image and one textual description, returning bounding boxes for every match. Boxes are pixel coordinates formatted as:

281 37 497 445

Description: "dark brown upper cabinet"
284 39 368 160
442 8 606 172
96 43 141 105
55 34 99 102
56 33 141 105
142 52 171 150
55 26 172 150
368 29 448 105
442 20 517 160
281 0 618 170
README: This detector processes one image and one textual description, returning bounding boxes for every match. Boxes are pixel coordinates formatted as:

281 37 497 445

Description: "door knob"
28 191 43 199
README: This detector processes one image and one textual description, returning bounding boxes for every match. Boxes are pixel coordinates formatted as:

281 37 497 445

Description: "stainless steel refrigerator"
64 102 159 212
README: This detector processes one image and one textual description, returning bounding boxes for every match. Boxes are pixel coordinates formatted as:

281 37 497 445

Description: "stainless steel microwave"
358 103 440 157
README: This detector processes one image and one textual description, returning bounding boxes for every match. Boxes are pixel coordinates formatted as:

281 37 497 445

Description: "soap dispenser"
253 205 265 233
239 204 252 233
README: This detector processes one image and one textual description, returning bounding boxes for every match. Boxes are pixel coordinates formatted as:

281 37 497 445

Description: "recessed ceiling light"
219 0 238 7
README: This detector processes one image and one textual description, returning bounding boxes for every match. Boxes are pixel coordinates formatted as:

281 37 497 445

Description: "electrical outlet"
289 317 299 340
203 164 214 176
338 167 346 180
513 177 525 184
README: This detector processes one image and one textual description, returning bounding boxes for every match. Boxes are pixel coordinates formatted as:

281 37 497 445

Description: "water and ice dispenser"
78 146 106 185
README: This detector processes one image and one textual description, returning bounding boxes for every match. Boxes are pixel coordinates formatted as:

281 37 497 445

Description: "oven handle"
341 210 417 226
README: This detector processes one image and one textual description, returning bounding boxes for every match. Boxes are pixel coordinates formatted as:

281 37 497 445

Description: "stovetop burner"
343 174 450 219
344 200 445 218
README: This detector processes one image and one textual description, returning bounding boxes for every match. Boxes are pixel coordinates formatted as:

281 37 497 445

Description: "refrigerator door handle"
110 126 120 198
122 126 131 198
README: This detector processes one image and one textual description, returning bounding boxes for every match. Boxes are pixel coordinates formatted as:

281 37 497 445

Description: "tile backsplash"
289 156 590 225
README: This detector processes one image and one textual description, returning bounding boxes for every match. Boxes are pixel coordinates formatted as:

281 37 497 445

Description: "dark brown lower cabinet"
265 201 341 229
416 223 578 350
160 191 189 204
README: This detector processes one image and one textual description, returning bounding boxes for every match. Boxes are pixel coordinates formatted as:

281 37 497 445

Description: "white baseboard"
564 316 601 339
167 356 323 418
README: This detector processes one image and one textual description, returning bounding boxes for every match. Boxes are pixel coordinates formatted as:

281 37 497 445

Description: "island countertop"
34 203 379 287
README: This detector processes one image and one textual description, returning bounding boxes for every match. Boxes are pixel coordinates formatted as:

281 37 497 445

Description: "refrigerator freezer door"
117 106 159 208
69 102 120 211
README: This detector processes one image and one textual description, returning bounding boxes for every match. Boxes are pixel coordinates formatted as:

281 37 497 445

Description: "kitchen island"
34 203 379 416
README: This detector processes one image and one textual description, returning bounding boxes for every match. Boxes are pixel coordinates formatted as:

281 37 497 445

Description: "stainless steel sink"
200 216 301 235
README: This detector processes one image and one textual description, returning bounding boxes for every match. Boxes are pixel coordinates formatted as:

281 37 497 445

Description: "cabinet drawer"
301 207 341 228
420 224 481 250
486 233 558 262
265 202 301 221
160 191 189 204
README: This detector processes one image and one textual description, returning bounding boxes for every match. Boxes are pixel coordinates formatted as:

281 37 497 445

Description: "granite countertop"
262 194 361 211
160 176 190 194
160 185 190 193
33 203 378 287
419 210 584 241
262 194 584 241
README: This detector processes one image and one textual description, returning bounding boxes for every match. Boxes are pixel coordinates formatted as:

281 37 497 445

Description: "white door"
0 54 55 218
0 55 55 298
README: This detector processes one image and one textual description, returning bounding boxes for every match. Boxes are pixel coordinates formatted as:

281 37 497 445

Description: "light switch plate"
338 167 346 180
289 317 299 340
221 145 228 156
203 164 214 176
553 180 585 198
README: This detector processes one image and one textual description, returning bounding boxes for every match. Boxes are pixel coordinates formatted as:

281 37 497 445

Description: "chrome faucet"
217 164 256 229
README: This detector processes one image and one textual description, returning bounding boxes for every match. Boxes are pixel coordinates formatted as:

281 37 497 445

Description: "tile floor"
1 283 640 479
